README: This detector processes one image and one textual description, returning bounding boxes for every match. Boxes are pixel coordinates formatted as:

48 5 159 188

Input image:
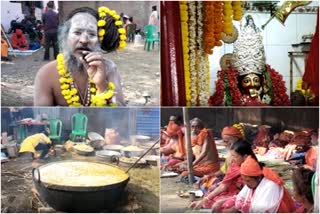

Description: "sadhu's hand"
80 51 107 93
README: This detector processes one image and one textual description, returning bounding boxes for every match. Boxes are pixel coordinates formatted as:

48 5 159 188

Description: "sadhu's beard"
62 44 100 73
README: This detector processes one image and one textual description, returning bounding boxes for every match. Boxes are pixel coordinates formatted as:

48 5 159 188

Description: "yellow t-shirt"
19 133 51 154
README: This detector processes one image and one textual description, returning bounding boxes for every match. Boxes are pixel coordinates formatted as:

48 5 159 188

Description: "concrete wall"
1 1 23 32
58 1 159 31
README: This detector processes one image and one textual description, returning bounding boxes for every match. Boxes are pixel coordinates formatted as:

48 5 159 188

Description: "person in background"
19 128 53 160
148 5 159 29
11 29 29 50
42 1 59 60
1 38 9 61
292 167 315 213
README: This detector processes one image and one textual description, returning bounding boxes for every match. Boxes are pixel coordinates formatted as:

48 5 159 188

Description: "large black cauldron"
32 160 129 212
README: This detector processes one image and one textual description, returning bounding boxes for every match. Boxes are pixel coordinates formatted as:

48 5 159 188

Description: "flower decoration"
97 6 126 50
188 1 198 106
180 1 191 106
232 1 243 21
56 53 117 107
203 1 215 54
223 1 234 35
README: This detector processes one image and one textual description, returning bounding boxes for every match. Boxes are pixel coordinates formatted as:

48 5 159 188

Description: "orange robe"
1 38 8 58
11 29 29 51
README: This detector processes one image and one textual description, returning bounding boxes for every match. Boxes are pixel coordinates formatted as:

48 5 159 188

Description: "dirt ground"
1 42 160 106
161 176 204 213
1 151 159 213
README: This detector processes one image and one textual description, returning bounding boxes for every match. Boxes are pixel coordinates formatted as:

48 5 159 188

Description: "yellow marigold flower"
113 14 120 20
72 96 80 102
120 35 127 41
58 69 66 76
59 77 67 84
99 12 106 17
119 41 126 49
61 89 70 96
89 79 95 84
108 82 116 90
98 6 109 13
57 53 64 61
115 21 123 26
61 84 69 90
97 20 106 27
67 99 73 104
70 88 78 95
99 29 106 36
90 87 97 93
103 90 114 100
64 95 72 100
109 10 116 16
118 28 125 34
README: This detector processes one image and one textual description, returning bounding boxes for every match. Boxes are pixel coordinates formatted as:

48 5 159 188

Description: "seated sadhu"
194 126 243 192
34 6 126 106
11 29 29 51
160 116 186 169
225 156 295 213
177 118 220 178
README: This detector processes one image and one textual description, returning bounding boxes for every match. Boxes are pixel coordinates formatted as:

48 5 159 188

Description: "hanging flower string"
97 6 126 50
196 1 208 105
223 1 234 35
57 53 117 107
188 1 198 106
214 1 224 47
232 1 243 21
180 1 191 106
203 1 215 54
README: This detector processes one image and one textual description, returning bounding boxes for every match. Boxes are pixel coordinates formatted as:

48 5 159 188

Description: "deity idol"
209 15 290 106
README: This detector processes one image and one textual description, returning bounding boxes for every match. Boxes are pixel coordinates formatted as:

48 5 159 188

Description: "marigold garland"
232 1 243 21
97 6 126 50
203 1 215 54
214 1 224 46
223 1 234 35
180 1 191 106
296 78 315 103
56 53 117 107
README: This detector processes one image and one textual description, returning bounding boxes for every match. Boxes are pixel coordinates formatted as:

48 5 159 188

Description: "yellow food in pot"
74 144 94 152
39 161 128 187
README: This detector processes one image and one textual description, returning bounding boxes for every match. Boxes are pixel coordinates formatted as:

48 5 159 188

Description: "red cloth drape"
160 1 186 106
303 12 319 104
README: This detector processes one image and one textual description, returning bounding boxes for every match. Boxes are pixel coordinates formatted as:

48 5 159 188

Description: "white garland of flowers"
196 1 208 106
188 1 197 106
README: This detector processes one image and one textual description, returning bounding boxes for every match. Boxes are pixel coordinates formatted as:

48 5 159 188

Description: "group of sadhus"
160 116 317 213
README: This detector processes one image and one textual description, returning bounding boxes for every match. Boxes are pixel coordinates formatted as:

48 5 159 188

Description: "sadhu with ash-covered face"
34 7 126 107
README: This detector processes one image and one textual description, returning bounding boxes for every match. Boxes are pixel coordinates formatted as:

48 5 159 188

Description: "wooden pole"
183 107 194 185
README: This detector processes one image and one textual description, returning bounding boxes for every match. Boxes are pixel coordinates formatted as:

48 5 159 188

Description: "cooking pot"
32 160 129 212
96 150 121 163
103 144 124 153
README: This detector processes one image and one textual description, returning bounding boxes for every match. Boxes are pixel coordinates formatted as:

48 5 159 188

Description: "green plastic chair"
48 118 62 144
17 125 27 144
71 113 88 141
144 25 160 51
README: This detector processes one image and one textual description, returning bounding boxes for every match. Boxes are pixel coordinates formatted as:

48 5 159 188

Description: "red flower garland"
267 64 291 105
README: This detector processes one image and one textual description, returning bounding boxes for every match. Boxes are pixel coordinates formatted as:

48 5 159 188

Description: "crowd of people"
160 116 318 213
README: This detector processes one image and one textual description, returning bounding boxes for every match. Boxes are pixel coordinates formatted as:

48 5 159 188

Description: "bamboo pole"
183 107 194 185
